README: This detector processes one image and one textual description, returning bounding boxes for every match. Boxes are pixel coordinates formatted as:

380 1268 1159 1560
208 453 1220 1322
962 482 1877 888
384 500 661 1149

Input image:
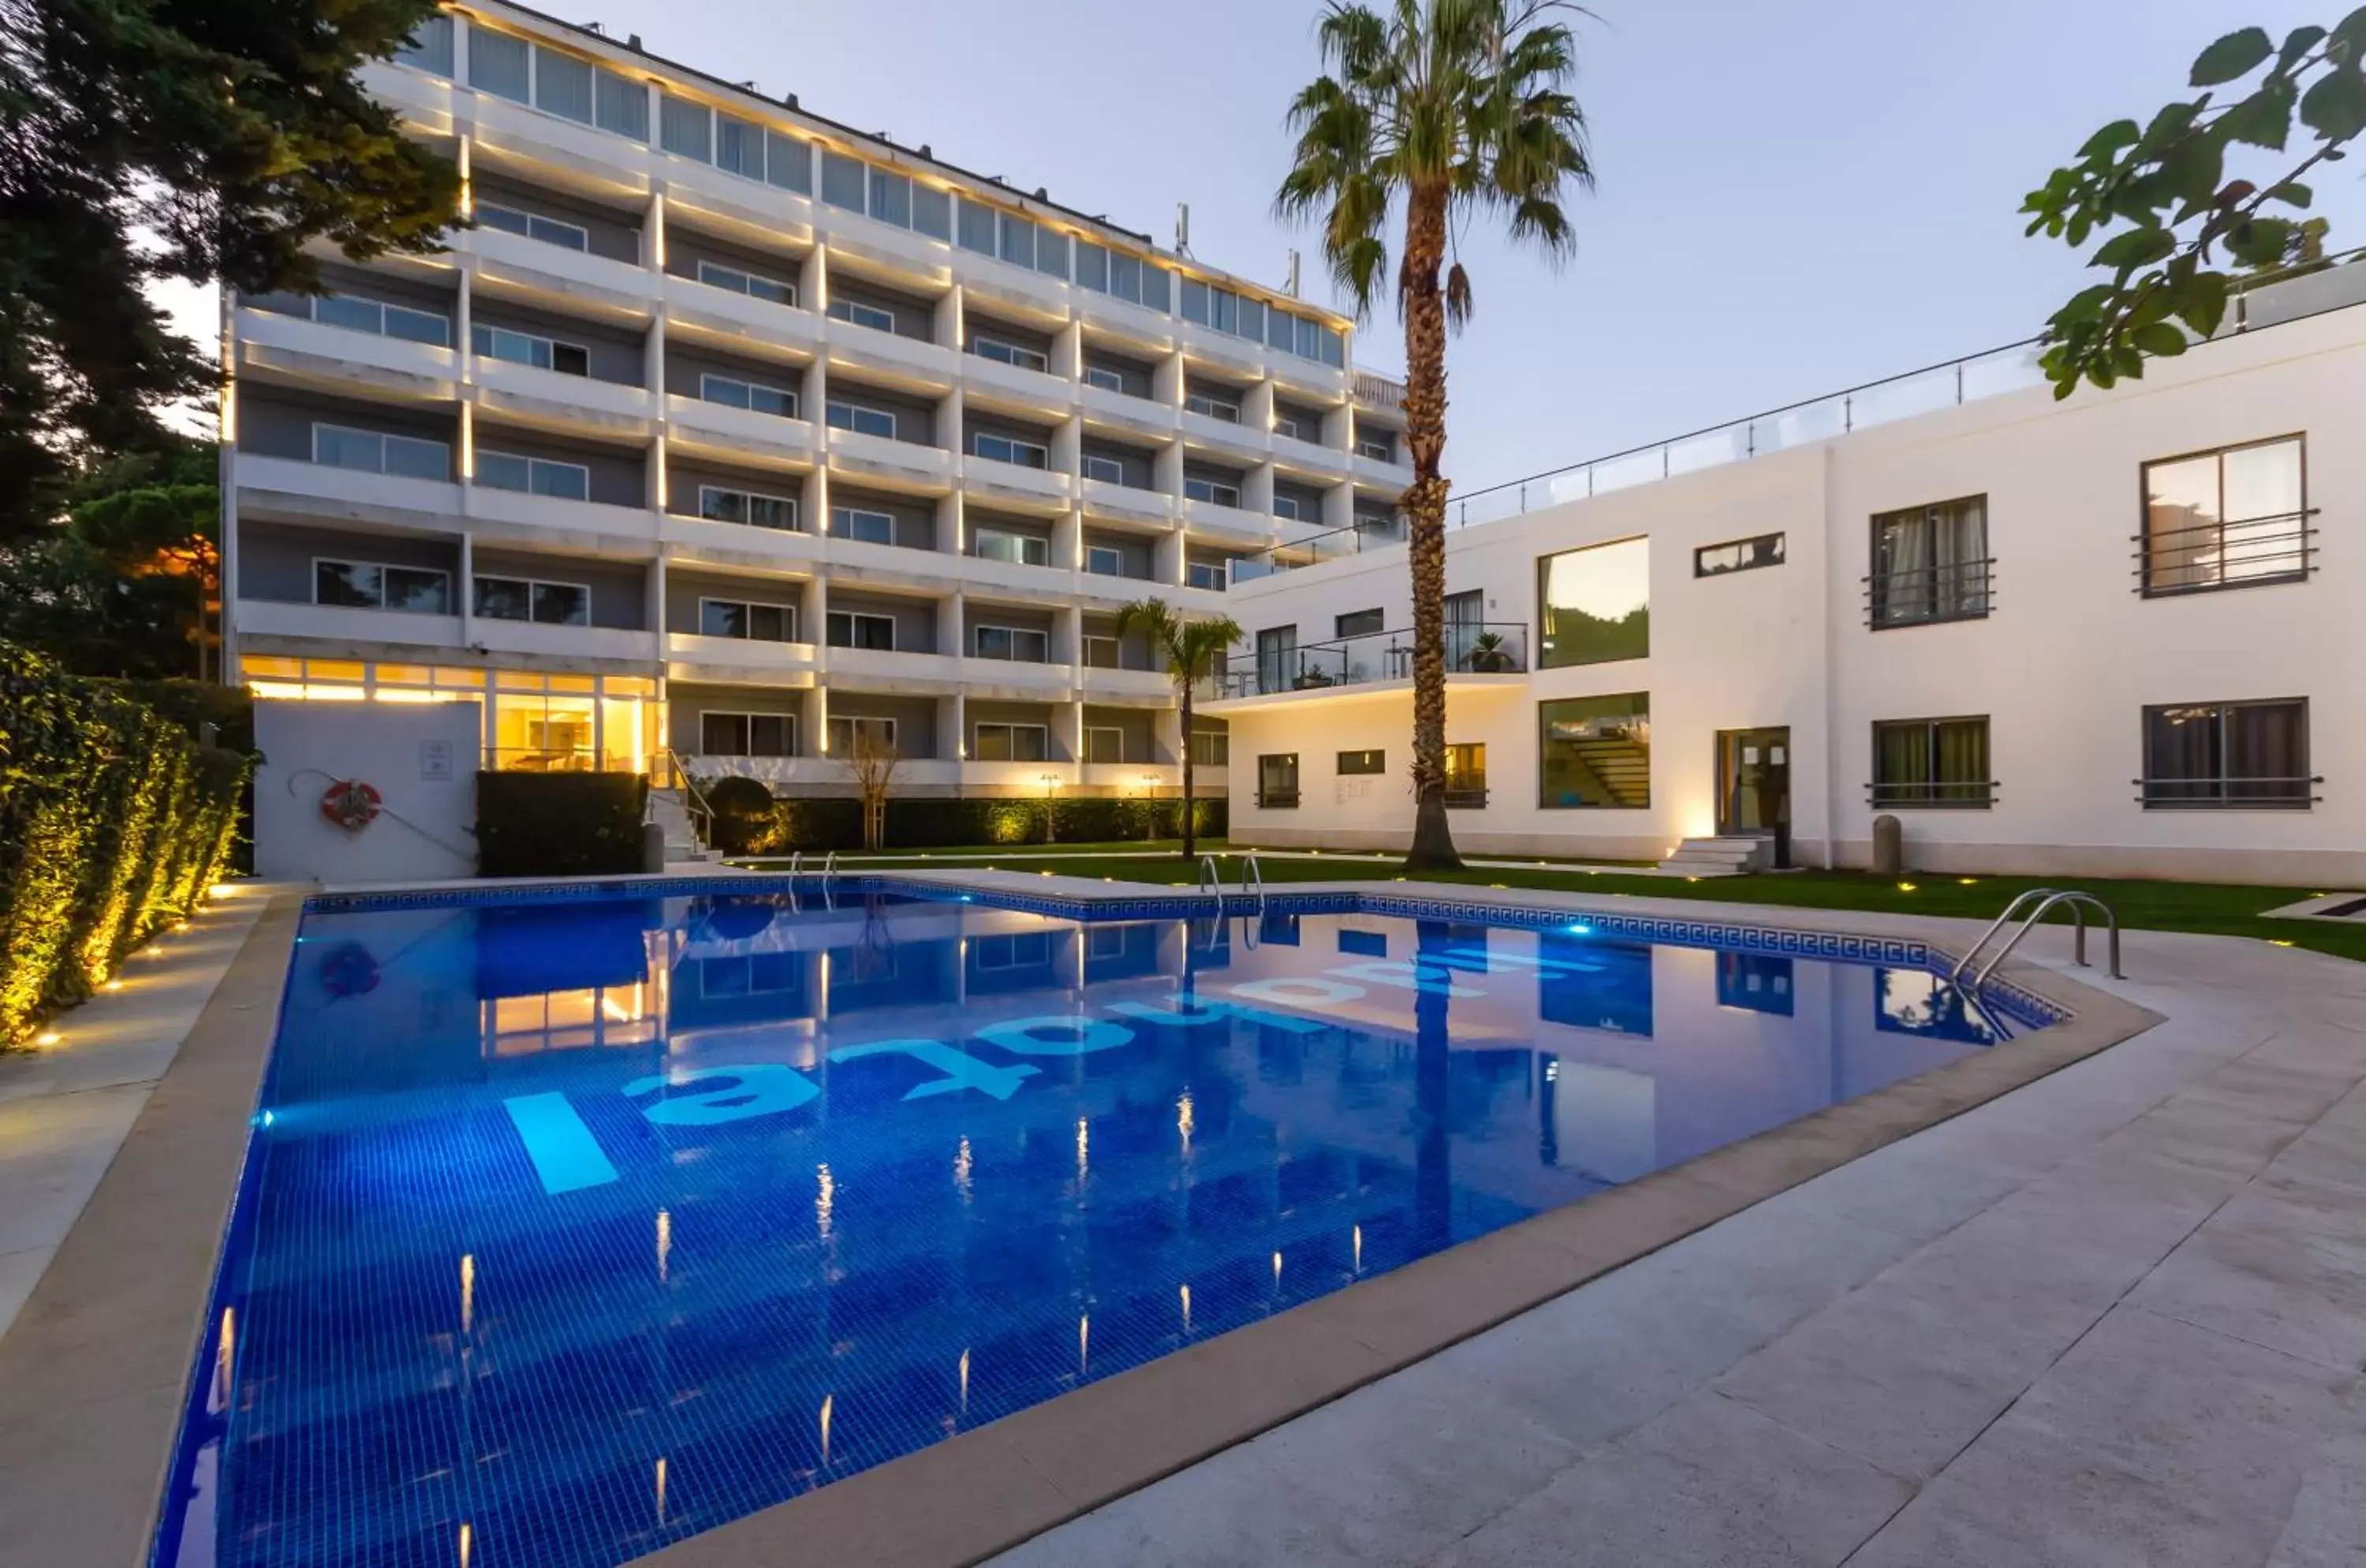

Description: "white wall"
255 699 480 883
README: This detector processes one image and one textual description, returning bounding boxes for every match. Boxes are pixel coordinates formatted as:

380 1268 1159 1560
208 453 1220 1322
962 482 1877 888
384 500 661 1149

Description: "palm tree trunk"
1179 682 1196 860
1401 180 1461 873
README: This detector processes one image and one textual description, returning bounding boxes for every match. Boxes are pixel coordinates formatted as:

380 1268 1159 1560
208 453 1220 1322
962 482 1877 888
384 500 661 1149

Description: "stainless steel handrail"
823 850 840 877
1198 853 1222 906
1241 849 1266 914
787 851 804 877
1948 889 2058 987
1973 890 2121 986
662 748 716 849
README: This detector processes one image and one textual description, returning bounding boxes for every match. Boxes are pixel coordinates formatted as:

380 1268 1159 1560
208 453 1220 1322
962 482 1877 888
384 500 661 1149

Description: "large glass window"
467 26 530 102
827 715 898 754
974 527 1049 566
912 185 953 241
972 432 1047 469
1192 729 1230 767
312 293 450 345
696 259 794 306
696 484 798 531
475 450 588 500
595 72 647 140
974 722 1050 762
1445 743 1488 808
472 203 588 252
2142 436 2308 595
1337 749 1385 775
472 323 588 376
820 151 868 212
701 372 797 417
829 507 896 546
715 114 766 179
311 424 449 480
1871 716 1993 808
972 625 1050 662
825 610 896 649
658 94 712 161
1538 537 1650 667
397 14 454 76
312 560 450 614
2141 700 2312 809
957 197 998 256
699 599 795 641
1539 694 1651 808
1869 497 1989 627
1257 753 1301 808
701 712 794 757
765 132 812 194
826 401 897 439
533 50 592 122
475 575 590 625
829 299 897 332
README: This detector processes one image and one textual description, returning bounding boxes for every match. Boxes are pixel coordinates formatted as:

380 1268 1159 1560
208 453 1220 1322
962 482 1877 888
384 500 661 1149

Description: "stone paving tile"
2267 1387 2366 1568
0 1084 149 1258
1426 1391 1911 1568
2129 1211 2366 1372
0 1250 50 1342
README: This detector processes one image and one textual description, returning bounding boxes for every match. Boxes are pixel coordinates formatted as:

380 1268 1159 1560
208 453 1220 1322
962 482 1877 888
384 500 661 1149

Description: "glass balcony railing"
1210 622 1528 700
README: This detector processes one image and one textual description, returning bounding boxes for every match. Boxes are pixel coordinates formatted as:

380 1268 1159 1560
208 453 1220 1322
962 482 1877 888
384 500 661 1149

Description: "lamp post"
1039 773 1061 844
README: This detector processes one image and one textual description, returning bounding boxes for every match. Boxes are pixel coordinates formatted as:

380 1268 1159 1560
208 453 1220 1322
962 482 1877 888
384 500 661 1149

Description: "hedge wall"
476 771 649 877
722 793 1228 856
0 642 249 1046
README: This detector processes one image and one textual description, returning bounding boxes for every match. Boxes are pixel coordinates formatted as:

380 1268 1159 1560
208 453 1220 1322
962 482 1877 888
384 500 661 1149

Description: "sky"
160 0 2365 491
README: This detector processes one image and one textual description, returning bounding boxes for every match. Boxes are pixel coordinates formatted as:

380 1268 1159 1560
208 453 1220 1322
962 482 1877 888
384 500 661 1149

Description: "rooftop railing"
1208 621 1528 700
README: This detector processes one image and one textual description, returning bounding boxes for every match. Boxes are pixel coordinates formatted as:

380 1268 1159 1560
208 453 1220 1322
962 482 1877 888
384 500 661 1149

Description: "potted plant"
1464 632 1514 673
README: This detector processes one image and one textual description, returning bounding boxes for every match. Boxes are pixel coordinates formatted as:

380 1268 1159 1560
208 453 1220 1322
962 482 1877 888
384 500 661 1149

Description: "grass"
764 849 2357 965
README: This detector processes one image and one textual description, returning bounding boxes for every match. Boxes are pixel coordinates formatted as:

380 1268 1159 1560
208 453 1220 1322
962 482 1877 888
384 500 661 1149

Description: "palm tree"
1114 597 1245 860
1277 0 1594 871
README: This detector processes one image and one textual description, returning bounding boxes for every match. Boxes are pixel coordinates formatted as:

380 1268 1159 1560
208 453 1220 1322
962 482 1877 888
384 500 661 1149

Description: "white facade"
1212 283 2366 886
253 699 483 881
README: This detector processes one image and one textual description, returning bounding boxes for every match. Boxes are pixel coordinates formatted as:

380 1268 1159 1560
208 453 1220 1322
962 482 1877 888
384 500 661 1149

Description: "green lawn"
754 848 2356 964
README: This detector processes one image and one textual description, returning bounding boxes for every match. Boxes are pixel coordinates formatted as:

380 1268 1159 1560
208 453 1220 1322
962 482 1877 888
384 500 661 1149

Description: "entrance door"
1716 727 1792 867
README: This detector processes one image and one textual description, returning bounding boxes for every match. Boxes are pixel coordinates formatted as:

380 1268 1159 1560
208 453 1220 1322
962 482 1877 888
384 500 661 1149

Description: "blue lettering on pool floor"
501 1092 620 1195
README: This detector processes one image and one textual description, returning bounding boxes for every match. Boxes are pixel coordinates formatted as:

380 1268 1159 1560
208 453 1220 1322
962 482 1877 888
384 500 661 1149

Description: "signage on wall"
420 740 455 782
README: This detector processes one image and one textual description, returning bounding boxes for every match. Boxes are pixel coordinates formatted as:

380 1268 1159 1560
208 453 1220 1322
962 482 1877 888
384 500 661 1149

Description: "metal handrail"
787 851 804 877
1951 888 2123 989
823 850 840 877
1198 853 1222 906
662 748 717 848
1949 889 2062 987
1241 850 1266 914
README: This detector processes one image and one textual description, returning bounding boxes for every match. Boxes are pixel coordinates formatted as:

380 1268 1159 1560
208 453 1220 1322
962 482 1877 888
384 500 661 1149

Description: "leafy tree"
1278 0 1594 871
0 0 461 536
2023 11 2366 398
1112 598 1245 861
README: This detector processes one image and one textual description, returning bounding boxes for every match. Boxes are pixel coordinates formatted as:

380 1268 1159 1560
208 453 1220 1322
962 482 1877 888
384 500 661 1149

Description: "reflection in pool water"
159 888 2021 1568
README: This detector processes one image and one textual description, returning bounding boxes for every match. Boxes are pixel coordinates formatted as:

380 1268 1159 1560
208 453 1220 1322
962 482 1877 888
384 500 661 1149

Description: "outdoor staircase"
1658 836 1768 877
1562 736 1651 808
647 788 718 864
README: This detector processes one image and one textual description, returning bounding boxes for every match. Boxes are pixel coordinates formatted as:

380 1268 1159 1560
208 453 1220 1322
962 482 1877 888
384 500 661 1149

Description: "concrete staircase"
1563 736 1651 808
647 788 718 864
1657 836 1768 877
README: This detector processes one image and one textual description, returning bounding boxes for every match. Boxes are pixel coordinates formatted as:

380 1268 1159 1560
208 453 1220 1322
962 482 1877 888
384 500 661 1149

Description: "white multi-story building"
1210 266 2366 886
220 0 1411 800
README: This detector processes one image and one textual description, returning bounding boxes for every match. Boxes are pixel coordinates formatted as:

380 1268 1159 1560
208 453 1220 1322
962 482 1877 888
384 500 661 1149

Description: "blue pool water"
157 881 2040 1566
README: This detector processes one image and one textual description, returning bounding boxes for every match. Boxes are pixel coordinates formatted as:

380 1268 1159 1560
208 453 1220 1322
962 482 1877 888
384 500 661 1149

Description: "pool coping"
0 876 2156 1568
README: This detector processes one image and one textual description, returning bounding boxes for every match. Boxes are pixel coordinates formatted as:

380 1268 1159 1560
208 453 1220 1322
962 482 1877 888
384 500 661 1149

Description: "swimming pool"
155 879 2049 1566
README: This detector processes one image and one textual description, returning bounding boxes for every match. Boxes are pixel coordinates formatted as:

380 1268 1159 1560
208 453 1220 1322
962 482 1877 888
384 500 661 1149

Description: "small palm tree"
1114 597 1244 860
1278 0 1594 871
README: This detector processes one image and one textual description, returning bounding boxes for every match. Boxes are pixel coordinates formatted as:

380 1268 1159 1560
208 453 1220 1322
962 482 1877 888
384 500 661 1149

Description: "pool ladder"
1196 853 1267 915
785 850 842 879
1950 889 2122 991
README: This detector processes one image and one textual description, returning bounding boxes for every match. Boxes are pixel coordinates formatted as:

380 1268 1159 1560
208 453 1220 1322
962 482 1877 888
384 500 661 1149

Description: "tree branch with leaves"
2023 10 2366 398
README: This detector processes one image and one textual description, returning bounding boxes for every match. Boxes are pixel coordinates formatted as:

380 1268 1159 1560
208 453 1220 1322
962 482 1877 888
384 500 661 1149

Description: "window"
972 432 1047 469
1192 730 1230 767
1258 753 1301 808
472 203 588 252
1255 625 1297 693
827 401 897 439
1539 693 1651 808
311 423 449 480
1355 432 1396 461
1083 365 1127 394
2141 436 2308 595
1335 608 1385 639
1872 717 1994 808
1274 413 1315 442
397 13 453 76
696 260 795 306
1696 532 1786 577
1870 497 1990 628
310 293 450 345
829 298 896 333
974 931 1055 971
474 575 590 625
533 50 592 123
868 169 912 228
1272 495 1309 522
957 197 998 256
1445 743 1487 808
1085 726 1125 764
1186 560 1227 592
974 722 1050 761
1084 545 1125 577
464 28 645 140
715 114 766 180
475 450 589 500
1338 749 1385 775
1538 537 1649 667
659 94 713 161
699 599 796 641
467 25 530 101
697 484 798 531
700 712 795 757
974 337 1050 372
700 372 797 418
825 610 896 649
974 527 1049 567
1185 476 1241 509
912 186 952 242
312 559 450 614
765 132 812 195
1186 391 1241 423
1075 241 1170 310
595 72 647 140
2141 700 2312 808
829 506 896 545
973 625 1051 662
472 324 588 376
827 715 898 755
998 211 1038 271
820 151 868 211
1081 454 1128 484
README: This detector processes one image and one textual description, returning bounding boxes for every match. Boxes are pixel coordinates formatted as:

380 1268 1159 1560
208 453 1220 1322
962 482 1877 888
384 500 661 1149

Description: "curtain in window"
1875 722 1931 801
2227 702 2308 805
1933 719 1988 803
1935 498 1987 617
2143 705 2219 804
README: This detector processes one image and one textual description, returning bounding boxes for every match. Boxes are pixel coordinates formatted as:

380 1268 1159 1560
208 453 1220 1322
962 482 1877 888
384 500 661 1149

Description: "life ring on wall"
319 779 384 833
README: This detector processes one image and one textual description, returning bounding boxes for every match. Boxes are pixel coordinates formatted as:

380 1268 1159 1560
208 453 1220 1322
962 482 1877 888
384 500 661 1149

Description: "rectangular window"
471 324 588 376
472 203 588 252
1696 532 1786 577
1258 753 1301 808
974 722 1050 762
1084 545 1124 577
699 598 796 642
827 298 896 333
998 212 1037 271
974 336 1051 372
827 715 898 754
975 527 1050 566
1235 296 1265 344
700 372 797 418
826 401 897 439
696 483 798 531
868 169 912 228
312 294 451 346
972 432 1048 469
1272 495 1308 522
2141 699 2312 809
1186 560 1227 592
474 450 589 501
700 712 795 757
957 196 998 256
1269 308 1299 352
658 93 713 161
1872 716 1994 808
1081 454 1126 485
397 13 454 76
1192 730 1230 767
1355 433 1396 461
1035 229 1069 280
2141 435 2308 595
696 259 795 306
1335 607 1384 639
973 625 1050 662
1318 324 1345 368
1185 477 1241 509
912 185 953 242
1274 413 1315 442
1081 636 1119 668
825 610 896 650
974 931 1054 971
474 575 590 625
468 25 531 102
1074 241 1110 293
312 559 451 614
1181 278 1211 326
1537 536 1650 667
311 423 450 480
1445 742 1487 808
595 71 647 140
764 132 812 194
715 114 765 179
1185 391 1241 423
820 151 868 212
1111 252 1148 304
1870 497 1990 628
828 507 897 546
1085 726 1124 764
533 50 592 123
1539 693 1651 808
1337 749 1385 775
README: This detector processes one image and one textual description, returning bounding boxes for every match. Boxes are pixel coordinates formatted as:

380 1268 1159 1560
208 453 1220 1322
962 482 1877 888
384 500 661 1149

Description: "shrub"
700 775 777 857
0 641 249 1045
734 793 1226 855
476 771 649 877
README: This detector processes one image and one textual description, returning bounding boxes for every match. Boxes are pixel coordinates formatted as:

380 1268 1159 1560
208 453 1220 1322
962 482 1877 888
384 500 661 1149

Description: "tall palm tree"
1277 0 1594 871
1114 597 1244 860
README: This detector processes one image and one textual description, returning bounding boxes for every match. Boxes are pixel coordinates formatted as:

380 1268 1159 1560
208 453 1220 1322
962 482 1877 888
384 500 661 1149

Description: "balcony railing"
1443 784 1489 809
1212 622 1528 700
1233 514 1409 581
1866 779 1999 808
1865 559 1996 629
1353 370 1406 410
2136 510 2317 596
1256 789 1301 809
2134 775 2321 809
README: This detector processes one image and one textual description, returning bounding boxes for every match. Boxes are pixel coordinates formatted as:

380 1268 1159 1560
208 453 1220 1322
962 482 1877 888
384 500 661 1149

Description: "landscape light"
1898 882 1918 892
1566 923 1592 935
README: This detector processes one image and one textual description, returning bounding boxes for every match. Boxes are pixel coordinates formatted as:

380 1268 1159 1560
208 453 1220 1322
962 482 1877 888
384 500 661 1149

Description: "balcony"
457 225 658 312
1078 664 1172 702
465 482 655 546
1181 407 1271 462
473 618 660 664
662 272 824 359
1082 476 1174 526
825 644 965 689
1175 319 1268 379
960 454 1072 510
666 393 821 465
235 308 457 400
953 260 1071 323
233 454 462 527
957 653 1076 698
1271 428 1352 481
1204 622 1529 706
1079 381 1179 442
444 80 657 198
963 350 1078 416
660 510 823 571
472 358 654 435
825 323 957 390
827 427 953 490
1353 447 1413 487
233 599 463 653
664 632 821 685
1180 493 1268 541
1353 369 1408 412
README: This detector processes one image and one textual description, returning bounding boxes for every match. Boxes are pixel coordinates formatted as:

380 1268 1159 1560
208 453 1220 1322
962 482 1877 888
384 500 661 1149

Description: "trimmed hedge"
476 771 649 877
0 642 248 1045
729 793 1228 855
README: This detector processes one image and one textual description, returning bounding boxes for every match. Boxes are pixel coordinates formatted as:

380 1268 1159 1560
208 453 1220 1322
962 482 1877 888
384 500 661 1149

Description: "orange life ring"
320 779 383 832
